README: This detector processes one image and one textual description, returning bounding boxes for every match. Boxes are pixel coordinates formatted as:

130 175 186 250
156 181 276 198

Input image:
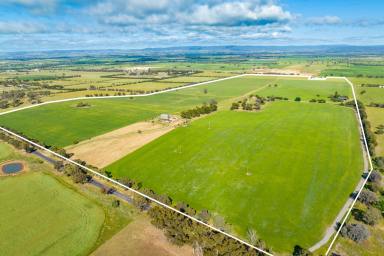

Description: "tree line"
181 101 218 119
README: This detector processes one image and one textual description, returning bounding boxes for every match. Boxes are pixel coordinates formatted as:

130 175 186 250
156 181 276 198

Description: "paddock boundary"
0 74 375 255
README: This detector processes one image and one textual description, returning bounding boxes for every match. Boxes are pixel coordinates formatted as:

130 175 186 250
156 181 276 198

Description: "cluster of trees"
341 223 370 243
230 94 288 111
309 99 326 103
329 91 348 102
361 83 384 87
340 170 383 243
343 100 377 156
148 205 271 256
61 161 90 184
76 102 91 108
369 102 384 108
0 131 35 152
181 101 217 119
0 90 26 108
373 157 384 171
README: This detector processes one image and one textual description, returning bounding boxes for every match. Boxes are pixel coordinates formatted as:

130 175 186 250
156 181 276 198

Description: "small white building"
159 114 172 122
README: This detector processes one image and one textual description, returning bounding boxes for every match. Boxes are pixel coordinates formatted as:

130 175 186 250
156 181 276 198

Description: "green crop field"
0 76 272 147
0 141 105 256
0 76 353 148
107 102 363 252
256 78 351 101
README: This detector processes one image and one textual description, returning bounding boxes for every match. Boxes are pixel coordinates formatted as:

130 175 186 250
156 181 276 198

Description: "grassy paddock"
0 76 272 147
0 141 139 255
366 107 384 156
0 141 105 256
0 76 353 147
107 102 363 252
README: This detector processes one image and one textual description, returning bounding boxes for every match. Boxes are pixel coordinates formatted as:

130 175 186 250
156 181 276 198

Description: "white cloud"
307 16 342 25
2 0 57 14
186 2 292 26
0 21 46 33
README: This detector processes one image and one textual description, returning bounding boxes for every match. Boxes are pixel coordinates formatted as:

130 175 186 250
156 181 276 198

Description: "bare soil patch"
66 119 182 168
92 215 193 256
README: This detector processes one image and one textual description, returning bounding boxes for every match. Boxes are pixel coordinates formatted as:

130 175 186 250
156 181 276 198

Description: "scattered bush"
362 207 382 226
112 200 120 208
292 245 312 256
368 171 382 183
294 97 301 102
76 102 90 108
358 190 378 205
341 223 370 243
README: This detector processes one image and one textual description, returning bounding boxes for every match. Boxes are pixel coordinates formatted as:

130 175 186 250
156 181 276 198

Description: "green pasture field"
159 76 217 83
354 86 384 105
0 76 353 148
107 102 363 252
256 78 351 101
320 64 384 77
108 81 186 91
0 173 104 256
366 107 384 156
0 76 273 146
0 142 105 256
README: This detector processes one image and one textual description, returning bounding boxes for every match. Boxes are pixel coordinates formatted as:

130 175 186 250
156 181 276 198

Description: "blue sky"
0 0 383 51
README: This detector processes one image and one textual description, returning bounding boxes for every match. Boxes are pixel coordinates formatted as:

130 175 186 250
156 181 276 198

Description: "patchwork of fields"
0 75 365 253
0 76 351 147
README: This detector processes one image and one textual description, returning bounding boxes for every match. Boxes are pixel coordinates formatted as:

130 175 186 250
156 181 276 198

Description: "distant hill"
1 45 384 60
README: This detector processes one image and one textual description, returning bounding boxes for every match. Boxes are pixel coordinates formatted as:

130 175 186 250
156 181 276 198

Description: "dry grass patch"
66 119 182 168
92 215 193 256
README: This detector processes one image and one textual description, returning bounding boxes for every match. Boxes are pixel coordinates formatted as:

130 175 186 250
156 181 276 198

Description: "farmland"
0 143 105 256
107 101 363 252
0 76 351 147
0 67 373 253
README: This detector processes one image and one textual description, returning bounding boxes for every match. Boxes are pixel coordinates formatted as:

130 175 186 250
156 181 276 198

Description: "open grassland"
0 76 273 147
366 107 384 156
107 102 363 252
0 172 105 256
354 86 384 105
107 81 186 91
256 78 351 101
0 142 105 256
320 64 384 77
0 76 352 148
0 141 143 255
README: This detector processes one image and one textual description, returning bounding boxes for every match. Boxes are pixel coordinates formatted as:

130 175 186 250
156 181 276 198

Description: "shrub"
292 245 312 256
294 97 301 102
362 207 382 225
368 171 382 183
358 190 378 205
341 223 370 243
112 200 120 208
